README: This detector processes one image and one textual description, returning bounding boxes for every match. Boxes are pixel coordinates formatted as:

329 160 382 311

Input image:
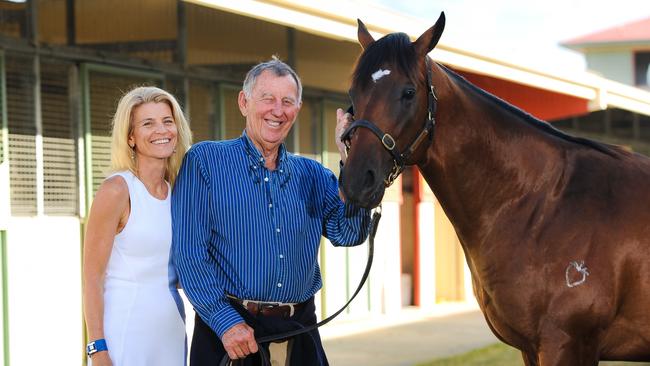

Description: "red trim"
458 70 590 121
412 167 421 306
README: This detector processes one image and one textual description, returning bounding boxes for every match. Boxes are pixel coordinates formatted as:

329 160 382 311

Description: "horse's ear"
413 12 446 56
357 19 375 49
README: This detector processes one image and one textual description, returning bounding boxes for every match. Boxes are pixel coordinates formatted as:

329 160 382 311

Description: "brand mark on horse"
565 261 590 288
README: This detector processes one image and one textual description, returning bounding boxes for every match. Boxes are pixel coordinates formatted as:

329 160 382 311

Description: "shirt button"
280 169 283 173
277 283 282 288
276 228 280 233
268 203 273 208
279 254 284 259
264 177 269 182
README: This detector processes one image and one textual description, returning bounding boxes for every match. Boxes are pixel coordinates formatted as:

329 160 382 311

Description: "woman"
83 86 192 365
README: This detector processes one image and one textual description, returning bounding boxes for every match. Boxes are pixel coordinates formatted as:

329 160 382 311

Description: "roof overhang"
562 40 650 53
186 0 650 117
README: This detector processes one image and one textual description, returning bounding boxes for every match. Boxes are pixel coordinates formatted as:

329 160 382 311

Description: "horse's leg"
538 352 598 366
537 338 599 366
521 351 537 366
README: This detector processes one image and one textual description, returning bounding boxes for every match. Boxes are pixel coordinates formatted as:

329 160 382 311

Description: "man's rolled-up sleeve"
320 166 371 246
171 148 243 338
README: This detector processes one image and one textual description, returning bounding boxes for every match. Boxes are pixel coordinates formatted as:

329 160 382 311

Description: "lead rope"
219 206 382 366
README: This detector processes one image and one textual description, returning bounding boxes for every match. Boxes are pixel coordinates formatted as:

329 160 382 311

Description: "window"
0 0 28 40
188 80 216 142
634 51 650 87
295 98 321 162
221 86 245 140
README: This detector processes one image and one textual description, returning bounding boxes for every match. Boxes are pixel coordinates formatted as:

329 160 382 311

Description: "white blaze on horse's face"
371 69 391 83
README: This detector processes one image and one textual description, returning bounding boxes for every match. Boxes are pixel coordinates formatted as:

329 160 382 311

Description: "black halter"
341 57 438 187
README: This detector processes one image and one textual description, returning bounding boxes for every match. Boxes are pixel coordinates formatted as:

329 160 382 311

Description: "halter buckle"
381 134 396 150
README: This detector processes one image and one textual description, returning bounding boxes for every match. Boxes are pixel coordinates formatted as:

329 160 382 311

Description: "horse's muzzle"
340 168 385 209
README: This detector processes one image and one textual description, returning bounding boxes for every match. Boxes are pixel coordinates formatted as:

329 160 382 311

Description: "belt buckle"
264 302 295 317
272 302 295 317
238 298 296 317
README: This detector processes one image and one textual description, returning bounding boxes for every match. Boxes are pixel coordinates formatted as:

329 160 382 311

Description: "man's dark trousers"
190 297 329 366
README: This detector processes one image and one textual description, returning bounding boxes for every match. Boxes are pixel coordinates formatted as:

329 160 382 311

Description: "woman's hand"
90 351 112 366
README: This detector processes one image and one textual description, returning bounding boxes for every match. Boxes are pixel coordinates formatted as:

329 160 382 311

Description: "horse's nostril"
363 169 375 188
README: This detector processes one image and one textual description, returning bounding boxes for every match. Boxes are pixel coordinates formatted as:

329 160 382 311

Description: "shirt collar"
240 130 288 166
239 130 291 186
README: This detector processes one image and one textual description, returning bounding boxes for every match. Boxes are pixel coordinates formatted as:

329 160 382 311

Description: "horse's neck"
419 71 566 248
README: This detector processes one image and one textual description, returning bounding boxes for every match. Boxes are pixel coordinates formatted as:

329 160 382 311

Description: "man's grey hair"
242 57 302 102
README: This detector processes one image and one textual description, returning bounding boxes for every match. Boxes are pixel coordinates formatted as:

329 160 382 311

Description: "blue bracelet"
86 339 108 357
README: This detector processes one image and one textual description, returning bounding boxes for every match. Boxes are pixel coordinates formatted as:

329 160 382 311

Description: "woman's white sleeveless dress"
93 171 186 365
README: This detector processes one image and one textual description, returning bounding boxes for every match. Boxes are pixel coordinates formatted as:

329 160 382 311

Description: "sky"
365 0 650 74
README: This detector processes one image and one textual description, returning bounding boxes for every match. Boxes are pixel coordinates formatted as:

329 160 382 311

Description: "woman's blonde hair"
110 86 192 186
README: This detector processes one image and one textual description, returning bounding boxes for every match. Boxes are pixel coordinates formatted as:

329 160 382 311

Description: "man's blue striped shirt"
171 132 370 338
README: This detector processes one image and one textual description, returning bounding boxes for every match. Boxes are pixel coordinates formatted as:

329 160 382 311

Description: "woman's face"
128 102 178 160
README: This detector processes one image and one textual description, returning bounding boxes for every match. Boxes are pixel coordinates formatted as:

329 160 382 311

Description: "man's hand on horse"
336 108 353 162
222 322 258 360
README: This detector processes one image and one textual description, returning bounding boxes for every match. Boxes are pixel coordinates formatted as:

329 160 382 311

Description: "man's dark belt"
227 295 305 318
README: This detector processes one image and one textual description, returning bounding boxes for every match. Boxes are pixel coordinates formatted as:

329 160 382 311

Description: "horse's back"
560 146 650 223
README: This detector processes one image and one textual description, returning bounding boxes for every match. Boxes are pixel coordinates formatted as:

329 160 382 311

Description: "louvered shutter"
6 53 36 216
42 59 78 216
0 56 4 166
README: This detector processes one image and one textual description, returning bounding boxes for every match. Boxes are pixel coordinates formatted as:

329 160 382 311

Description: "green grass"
416 343 650 366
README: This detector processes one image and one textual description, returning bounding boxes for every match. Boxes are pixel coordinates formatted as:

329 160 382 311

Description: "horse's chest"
473 280 539 346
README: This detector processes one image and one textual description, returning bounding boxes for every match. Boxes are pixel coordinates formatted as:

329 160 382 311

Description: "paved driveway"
322 309 498 366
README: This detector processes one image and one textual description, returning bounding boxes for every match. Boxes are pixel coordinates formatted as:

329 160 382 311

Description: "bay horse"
340 13 650 365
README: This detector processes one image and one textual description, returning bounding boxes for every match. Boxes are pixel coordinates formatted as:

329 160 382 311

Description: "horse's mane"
439 64 622 158
352 32 423 88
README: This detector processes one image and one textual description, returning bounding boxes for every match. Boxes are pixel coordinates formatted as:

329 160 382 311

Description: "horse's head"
340 13 446 209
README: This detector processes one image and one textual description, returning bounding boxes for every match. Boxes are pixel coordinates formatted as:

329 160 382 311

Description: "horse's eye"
402 88 416 101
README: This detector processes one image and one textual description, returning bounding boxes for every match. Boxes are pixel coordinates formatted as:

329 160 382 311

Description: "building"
0 1 649 364
556 16 650 155
562 16 650 89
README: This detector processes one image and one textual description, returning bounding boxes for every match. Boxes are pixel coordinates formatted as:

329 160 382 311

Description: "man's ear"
238 91 248 117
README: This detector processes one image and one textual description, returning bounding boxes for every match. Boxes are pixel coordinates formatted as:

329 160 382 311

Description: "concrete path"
321 304 499 366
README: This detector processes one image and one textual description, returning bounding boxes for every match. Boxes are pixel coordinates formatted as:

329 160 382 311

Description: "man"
172 58 370 365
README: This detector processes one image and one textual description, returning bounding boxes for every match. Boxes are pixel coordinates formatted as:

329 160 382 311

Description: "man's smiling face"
239 70 301 154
